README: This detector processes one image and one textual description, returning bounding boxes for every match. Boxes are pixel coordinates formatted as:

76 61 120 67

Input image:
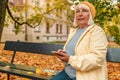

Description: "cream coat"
63 24 108 80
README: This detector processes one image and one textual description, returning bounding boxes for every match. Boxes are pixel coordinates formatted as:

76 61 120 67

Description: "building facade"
1 0 69 43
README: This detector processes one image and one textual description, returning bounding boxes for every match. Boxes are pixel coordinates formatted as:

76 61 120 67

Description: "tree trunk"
0 0 8 41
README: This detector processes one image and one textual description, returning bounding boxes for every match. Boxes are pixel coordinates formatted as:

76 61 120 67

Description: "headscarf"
73 1 96 27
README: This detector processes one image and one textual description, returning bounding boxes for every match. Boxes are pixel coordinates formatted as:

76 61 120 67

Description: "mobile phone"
51 51 59 55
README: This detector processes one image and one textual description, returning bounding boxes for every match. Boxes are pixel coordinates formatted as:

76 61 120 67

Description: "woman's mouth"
78 18 84 21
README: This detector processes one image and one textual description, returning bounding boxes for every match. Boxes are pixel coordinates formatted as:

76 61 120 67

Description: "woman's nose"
78 11 82 16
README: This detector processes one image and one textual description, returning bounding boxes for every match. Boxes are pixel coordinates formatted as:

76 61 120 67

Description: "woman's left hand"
52 49 70 62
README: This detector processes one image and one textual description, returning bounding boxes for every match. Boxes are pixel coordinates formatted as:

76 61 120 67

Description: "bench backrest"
107 48 120 63
4 41 63 54
4 41 120 63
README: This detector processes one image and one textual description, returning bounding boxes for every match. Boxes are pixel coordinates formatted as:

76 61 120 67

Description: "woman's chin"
78 23 85 26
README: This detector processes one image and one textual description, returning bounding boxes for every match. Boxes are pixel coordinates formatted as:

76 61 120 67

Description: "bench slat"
4 41 63 54
0 61 36 72
0 66 52 80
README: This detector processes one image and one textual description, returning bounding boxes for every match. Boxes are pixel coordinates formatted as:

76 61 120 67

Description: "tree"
0 0 8 41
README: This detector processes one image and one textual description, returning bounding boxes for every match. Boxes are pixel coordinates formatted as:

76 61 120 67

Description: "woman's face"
75 6 90 27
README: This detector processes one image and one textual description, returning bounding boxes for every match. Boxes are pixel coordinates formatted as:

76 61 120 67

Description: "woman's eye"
82 9 88 12
76 10 79 13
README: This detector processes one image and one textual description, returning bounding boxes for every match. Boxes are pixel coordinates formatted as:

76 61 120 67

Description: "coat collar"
71 24 95 41
64 24 95 50
76 24 95 47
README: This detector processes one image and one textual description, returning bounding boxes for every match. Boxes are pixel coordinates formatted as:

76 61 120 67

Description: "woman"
51 1 108 80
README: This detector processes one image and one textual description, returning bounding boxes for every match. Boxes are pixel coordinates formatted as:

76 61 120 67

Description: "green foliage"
94 0 120 45
5 0 74 31
14 24 21 34
106 25 120 43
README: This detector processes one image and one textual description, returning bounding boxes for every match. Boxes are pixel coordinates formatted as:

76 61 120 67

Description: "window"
46 22 50 33
56 24 59 33
56 24 62 34
31 0 34 3
60 24 62 34
35 1 39 6
34 25 40 32
56 9 62 18
9 0 13 2
14 17 20 29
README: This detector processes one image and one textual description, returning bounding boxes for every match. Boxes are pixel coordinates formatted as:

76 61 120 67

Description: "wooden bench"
0 41 63 80
0 41 120 80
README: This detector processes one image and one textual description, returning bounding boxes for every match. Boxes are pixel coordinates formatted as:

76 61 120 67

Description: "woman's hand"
51 49 70 62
